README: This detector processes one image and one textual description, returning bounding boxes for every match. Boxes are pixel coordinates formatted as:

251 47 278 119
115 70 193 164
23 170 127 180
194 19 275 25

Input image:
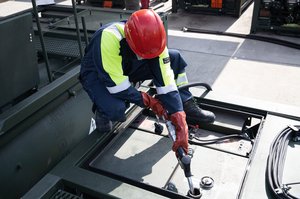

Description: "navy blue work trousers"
80 49 192 121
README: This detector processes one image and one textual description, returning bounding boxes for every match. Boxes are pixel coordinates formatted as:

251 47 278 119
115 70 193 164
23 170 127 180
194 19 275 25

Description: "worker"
79 9 215 154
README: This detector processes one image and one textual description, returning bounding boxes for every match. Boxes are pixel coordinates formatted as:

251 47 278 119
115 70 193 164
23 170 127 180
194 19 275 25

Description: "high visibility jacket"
80 21 183 114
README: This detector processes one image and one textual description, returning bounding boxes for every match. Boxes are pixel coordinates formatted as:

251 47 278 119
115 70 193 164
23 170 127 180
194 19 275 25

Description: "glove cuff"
170 111 187 130
140 91 150 107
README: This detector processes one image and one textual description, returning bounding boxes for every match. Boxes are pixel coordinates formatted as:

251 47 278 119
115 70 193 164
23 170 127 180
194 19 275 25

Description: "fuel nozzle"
165 120 192 175
177 146 195 195
163 118 199 196
177 148 192 176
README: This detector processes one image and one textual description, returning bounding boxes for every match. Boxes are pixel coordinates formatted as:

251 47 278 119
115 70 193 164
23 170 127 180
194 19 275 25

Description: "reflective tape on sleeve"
156 84 178 95
159 48 175 86
106 78 131 94
176 72 188 86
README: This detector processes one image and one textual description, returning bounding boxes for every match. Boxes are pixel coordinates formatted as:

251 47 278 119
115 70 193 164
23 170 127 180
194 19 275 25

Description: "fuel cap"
200 176 214 189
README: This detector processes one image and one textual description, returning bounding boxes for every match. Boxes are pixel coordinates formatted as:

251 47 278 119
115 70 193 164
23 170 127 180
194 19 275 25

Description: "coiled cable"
266 125 300 199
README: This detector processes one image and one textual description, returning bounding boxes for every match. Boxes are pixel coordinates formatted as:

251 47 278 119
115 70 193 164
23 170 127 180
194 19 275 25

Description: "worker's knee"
105 105 126 122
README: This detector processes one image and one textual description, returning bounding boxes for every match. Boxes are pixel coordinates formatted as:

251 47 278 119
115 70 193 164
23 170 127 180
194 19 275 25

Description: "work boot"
183 99 216 124
95 110 112 133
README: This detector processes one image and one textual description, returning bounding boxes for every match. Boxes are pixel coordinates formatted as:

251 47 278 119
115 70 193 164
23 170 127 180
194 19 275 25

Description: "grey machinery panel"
0 13 39 108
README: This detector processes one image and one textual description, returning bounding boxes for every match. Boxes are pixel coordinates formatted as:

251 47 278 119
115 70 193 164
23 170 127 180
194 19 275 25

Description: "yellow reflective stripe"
176 72 188 86
156 84 178 95
115 23 125 38
159 47 176 86
106 78 131 94
101 28 127 85
106 24 123 40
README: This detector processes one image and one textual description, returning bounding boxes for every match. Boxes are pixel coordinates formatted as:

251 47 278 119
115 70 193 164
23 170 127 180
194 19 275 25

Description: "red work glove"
141 92 168 119
170 111 189 154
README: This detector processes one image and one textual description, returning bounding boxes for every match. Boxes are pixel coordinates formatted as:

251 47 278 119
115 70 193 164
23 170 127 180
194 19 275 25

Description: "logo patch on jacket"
163 57 170 64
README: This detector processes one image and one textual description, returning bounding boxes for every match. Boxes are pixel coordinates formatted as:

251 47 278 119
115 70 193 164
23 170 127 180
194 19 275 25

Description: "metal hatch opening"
85 96 265 199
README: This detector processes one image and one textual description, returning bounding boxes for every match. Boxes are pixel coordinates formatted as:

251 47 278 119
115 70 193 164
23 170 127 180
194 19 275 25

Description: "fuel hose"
182 27 300 50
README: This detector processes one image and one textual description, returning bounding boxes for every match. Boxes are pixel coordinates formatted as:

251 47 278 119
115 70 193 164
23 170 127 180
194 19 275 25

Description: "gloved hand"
141 92 168 119
170 111 189 154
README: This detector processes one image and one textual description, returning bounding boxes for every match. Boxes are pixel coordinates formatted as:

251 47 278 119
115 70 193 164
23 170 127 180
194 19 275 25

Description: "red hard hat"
124 9 166 59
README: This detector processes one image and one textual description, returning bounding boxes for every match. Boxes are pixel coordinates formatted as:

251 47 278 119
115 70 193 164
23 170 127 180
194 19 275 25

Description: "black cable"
189 133 253 145
182 27 300 50
266 125 300 199
286 182 300 186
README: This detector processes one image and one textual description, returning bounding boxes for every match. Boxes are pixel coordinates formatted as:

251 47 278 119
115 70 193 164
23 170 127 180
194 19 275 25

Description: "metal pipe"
178 82 212 91
31 0 53 82
187 177 195 194
81 16 89 46
71 0 83 59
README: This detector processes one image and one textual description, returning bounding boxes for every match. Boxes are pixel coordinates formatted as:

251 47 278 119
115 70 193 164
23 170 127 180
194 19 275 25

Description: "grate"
35 36 86 58
51 189 83 199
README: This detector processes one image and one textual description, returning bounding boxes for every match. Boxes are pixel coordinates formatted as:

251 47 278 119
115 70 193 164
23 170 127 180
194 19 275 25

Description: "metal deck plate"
168 35 240 57
169 146 249 198
89 114 252 198
130 114 169 136
233 39 300 66
89 128 178 188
